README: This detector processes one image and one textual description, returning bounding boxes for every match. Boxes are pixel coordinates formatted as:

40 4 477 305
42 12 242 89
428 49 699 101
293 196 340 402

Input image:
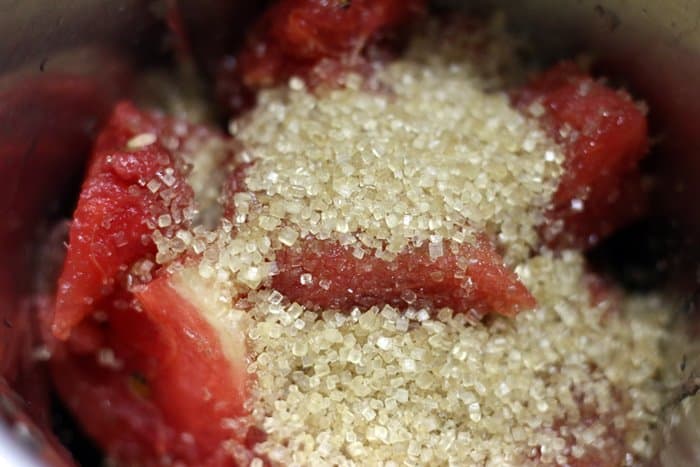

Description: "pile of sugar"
246 252 669 465
144 19 676 466
228 20 563 266
152 19 564 286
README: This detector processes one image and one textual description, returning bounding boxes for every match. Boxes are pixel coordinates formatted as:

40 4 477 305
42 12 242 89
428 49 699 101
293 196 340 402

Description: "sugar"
245 251 670 465
127 132 157 148
300 273 313 285
157 214 172 228
141 14 669 467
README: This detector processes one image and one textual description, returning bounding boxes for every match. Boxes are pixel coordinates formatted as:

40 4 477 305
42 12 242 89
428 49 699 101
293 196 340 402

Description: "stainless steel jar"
1 1 698 465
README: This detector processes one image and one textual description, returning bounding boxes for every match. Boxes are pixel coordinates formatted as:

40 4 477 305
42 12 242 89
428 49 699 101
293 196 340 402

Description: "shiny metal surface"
0 1 148 70
0 2 156 466
0 424 42 467
0 0 699 465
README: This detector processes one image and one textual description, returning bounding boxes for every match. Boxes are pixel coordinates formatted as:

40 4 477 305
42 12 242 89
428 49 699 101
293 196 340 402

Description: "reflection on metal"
0 423 42 467
0 2 155 466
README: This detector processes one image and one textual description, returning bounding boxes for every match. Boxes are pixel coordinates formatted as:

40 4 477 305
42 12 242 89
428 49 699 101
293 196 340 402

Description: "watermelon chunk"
50 269 253 466
513 61 650 248
273 236 535 318
51 102 195 339
216 0 425 113
49 102 252 465
133 269 252 460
